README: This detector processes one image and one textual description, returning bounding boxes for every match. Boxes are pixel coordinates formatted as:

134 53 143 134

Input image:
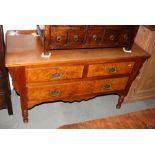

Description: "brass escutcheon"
107 67 117 74
49 72 63 80
49 90 61 96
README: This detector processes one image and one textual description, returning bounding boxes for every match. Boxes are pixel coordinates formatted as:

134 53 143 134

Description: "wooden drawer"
50 30 68 49
27 77 128 101
26 65 84 83
85 30 104 45
87 62 135 77
68 30 86 46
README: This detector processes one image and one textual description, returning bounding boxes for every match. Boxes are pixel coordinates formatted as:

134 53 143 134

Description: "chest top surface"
5 30 149 68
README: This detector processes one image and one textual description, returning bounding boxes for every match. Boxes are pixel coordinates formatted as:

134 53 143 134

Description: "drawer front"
103 29 120 46
118 29 131 45
26 65 84 83
68 30 85 45
0 94 6 107
87 62 135 77
50 30 68 49
85 30 104 45
27 77 128 101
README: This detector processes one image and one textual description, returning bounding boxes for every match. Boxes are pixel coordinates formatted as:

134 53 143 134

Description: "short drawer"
87 62 135 77
27 77 128 101
26 65 84 83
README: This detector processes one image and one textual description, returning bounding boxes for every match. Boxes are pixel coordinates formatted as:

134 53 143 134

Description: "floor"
0 90 155 129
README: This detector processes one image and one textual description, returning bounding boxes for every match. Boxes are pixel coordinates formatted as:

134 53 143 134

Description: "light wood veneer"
6 30 149 123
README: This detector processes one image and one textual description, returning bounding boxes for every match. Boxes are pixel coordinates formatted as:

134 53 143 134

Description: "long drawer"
27 77 129 101
87 61 135 77
25 65 84 83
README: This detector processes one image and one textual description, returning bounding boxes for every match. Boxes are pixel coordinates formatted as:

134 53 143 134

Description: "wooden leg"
116 95 125 109
7 99 13 115
21 99 28 123
23 109 28 123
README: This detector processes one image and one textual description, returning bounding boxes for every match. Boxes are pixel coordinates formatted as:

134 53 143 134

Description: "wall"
3 25 36 35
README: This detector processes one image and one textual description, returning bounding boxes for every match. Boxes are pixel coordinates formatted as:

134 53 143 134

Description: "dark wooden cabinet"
37 25 139 54
0 25 13 114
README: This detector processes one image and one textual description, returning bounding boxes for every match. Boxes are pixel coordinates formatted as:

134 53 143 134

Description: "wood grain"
6 30 149 68
25 65 84 83
37 25 139 53
5 30 149 122
27 77 128 101
87 61 134 77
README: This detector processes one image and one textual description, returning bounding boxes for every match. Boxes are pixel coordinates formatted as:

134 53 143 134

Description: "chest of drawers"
0 25 13 114
37 25 139 54
6 30 149 123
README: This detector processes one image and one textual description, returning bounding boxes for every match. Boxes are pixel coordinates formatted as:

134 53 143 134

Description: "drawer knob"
107 67 117 74
93 34 97 41
50 72 63 80
56 36 61 41
102 84 112 90
123 34 128 41
109 34 115 41
49 90 61 96
74 34 79 41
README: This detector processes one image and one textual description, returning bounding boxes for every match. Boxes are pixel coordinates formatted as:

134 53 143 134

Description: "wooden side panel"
87 62 134 77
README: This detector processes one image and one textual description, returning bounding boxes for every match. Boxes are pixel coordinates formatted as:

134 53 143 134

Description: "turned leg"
21 99 28 123
116 95 125 109
22 109 28 123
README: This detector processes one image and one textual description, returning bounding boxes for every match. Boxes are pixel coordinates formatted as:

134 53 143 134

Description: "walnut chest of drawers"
5 30 149 123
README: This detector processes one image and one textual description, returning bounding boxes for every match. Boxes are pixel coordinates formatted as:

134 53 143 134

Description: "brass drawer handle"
49 90 61 96
107 67 117 74
49 72 63 80
93 34 97 41
56 36 61 41
74 34 79 41
102 84 112 90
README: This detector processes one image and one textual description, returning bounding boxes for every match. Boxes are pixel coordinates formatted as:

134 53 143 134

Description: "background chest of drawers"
37 25 139 53
6 30 149 123
0 25 13 114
